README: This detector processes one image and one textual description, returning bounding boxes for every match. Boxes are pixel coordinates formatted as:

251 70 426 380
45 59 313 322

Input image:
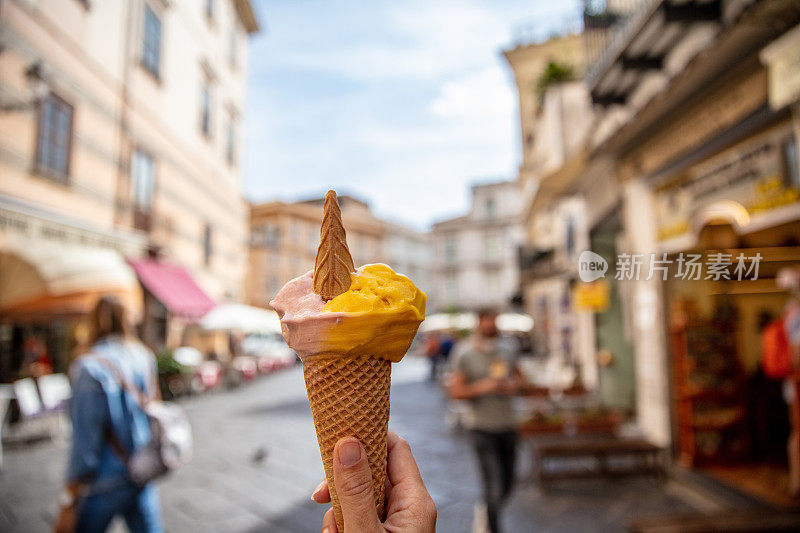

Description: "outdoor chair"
0 384 14 468
5 377 71 445
37 374 72 440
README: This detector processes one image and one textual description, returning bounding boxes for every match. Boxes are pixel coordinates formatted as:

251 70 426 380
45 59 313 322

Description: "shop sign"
620 69 767 181
573 280 610 312
656 126 799 241
761 24 800 110
0 201 145 256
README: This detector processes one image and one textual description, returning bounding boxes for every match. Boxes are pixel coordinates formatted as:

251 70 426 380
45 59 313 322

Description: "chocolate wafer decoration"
313 190 355 300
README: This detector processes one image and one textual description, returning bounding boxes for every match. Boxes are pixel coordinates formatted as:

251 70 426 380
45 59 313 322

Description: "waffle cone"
303 354 391 532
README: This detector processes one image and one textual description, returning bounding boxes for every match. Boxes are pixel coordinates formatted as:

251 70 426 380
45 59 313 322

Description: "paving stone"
2 357 702 532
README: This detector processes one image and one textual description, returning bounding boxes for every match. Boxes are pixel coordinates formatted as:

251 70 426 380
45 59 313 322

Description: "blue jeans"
471 430 517 533
77 483 162 533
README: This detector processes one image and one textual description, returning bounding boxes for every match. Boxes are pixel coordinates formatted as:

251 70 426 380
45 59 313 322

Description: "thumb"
333 437 380 532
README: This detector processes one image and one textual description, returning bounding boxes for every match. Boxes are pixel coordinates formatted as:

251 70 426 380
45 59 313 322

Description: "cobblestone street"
1 358 699 532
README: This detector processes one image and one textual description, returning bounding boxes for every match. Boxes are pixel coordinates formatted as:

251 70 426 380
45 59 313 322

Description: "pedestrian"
424 332 441 381
55 296 163 533
311 430 437 532
446 309 525 533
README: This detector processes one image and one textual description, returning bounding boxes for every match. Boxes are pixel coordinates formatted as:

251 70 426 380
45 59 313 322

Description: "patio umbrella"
419 312 477 333
496 313 534 333
199 304 281 334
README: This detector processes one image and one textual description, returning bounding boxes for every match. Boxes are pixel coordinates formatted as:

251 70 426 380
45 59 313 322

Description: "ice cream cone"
303 354 391 532
270 191 424 532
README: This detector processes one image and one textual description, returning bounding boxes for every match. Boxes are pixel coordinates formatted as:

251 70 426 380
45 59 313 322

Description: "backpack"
762 318 792 379
96 353 193 486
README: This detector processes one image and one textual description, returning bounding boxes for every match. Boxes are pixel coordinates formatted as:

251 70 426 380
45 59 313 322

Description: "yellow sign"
574 280 610 312
656 125 799 241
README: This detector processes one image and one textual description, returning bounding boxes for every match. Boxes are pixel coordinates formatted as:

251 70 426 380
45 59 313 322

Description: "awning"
199 304 281 334
528 149 588 214
0 239 141 319
128 259 216 321
420 312 534 333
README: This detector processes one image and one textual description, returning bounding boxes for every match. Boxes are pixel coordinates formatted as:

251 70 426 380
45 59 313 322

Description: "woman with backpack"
55 296 164 533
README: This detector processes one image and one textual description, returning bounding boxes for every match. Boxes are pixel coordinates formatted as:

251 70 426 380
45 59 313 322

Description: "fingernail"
338 439 362 467
311 480 325 500
322 527 330 533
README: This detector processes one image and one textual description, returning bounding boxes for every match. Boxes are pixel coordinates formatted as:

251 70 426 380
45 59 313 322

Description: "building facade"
382 221 432 300
504 33 601 391
0 0 258 371
430 180 523 313
248 195 431 308
516 0 800 507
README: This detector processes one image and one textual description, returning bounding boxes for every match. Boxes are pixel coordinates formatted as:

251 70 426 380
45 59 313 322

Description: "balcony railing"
584 0 660 88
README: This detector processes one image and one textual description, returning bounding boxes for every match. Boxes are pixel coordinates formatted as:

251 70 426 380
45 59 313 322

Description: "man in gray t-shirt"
447 310 525 533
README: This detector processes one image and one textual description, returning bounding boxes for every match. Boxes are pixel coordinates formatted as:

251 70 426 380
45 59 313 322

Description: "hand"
54 505 76 533
498 376 525 396
311 430 436 532
473 377 503 395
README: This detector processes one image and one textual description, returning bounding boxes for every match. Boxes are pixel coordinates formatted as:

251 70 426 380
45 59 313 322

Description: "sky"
243 0 581 230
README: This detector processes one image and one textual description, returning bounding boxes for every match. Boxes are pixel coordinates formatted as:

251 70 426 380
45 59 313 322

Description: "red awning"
128 259 216 320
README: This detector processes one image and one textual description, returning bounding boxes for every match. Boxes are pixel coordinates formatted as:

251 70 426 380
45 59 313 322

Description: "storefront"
652 117 800 506
0 239 144 383
0 196 146 382
0 195 220 380
127 258 217 355
598 9 800 504
520 195 592 390
587 208 636 415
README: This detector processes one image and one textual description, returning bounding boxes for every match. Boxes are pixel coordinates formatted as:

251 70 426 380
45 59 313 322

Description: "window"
446 275 458 301
487 271 500 295
203 223 213 266
290 221 301 243
308 227 318 253
200 82 212 138
205 0 214 20
267 275 280 296
783 136 799 190
141 4 162 78
35 93 74 180
444 237 457 263
130 149 155 210
264 225 280 250
226 114 236 166
485 196 496 219
228 28 238 68
484 233 499 261
566 217 576 258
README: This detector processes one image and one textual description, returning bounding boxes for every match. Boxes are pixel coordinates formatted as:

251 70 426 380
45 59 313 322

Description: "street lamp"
0 61 49 112
25 62 50 101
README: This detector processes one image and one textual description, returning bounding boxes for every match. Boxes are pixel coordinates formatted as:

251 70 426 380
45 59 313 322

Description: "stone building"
248 194 431 308
513 0 800 507
503 33 597 389
430 180 523 313
0 0 259 369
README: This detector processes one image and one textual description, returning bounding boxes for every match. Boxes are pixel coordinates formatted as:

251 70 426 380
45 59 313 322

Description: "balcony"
586 0 725 107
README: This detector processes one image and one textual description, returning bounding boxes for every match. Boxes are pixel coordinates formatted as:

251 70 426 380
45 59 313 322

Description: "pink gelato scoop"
269 266 426 363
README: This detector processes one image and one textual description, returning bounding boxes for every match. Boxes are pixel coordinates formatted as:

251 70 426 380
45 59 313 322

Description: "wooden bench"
629 511 800 532
531 436 666 486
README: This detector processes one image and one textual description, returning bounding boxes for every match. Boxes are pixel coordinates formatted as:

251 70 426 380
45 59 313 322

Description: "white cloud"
430 67 515 118
244 0 580 227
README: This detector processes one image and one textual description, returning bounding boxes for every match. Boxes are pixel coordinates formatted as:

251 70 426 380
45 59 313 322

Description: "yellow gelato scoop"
270 264 426 363
324 264 426 315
